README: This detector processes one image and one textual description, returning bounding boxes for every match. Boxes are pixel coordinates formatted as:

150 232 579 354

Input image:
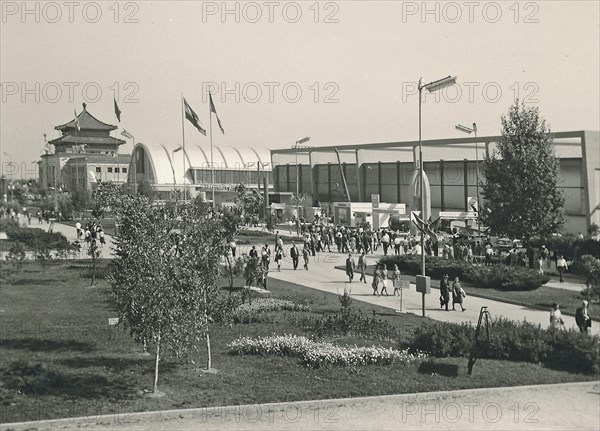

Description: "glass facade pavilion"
270 130 599 235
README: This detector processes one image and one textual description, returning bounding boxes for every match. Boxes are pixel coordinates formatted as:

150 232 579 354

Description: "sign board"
108 318 120 326
394 279 410 290
439 211 478 220
415 275 431 294
371 194 380 209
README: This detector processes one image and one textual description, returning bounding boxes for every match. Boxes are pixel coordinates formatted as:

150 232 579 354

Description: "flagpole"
210 96 215 208
114 102 119 184
181 93 186 201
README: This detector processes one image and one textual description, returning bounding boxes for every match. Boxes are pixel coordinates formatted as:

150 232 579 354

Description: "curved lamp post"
417 75 457 317
455 123 480 235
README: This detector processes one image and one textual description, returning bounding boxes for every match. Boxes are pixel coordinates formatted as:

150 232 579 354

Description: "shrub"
286 311 401 341
232 298 310 323
409 319 600 374
379 255 549 291
1 220 72 252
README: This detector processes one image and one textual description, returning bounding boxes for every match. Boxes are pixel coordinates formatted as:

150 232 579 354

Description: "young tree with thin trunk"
110 196 228 393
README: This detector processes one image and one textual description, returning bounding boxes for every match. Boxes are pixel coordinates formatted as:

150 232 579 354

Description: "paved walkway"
3 382 599 430
265 249 599 335
3 220 596 335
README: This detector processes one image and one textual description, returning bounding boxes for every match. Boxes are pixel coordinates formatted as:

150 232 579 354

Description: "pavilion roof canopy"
55 103 116 132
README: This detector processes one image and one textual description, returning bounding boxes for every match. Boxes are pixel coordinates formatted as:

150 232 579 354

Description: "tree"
480 101 565 244
234 184 263 220
92 182 123 218
110 196 228 393
137 178 157 201
576 255 600 302
70 186 91 218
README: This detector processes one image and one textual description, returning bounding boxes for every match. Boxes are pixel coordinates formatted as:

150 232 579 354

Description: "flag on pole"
114 98 122 122
209 92 225 134
183 97 206 135
74 108 80 131
121 129 133 139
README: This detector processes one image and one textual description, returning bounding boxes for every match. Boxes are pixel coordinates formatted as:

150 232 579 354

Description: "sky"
1 0 599 177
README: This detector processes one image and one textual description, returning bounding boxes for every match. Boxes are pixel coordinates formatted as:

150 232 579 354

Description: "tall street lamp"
294 136 310 235
418 75 457 317
455 123 480 235
172 146 183 199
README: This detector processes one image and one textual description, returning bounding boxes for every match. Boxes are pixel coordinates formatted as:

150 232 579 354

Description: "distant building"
271 130 599 235
126 142 274 205
39 103 130 191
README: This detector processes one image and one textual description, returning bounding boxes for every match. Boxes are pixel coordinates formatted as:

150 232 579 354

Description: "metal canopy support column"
440 159 446 211
309 151 315 203
298 164 303 193
355 150 362 202
463 158 469 211
396 161 401 203
286 164 291 193
327 163 332 204
378 161 382 198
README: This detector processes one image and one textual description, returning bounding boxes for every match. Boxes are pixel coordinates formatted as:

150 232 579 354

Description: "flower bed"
227 334 426 368
233 298 310 323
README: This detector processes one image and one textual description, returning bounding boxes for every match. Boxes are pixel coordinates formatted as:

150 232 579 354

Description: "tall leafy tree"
480 101 565 243
70 185 91 218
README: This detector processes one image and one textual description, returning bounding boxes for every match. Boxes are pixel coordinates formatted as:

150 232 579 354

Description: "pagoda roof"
48 135 125 146
55 103 116 132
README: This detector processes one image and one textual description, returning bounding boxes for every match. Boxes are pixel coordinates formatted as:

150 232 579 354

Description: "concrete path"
3 220 596 334
265 249 599 335
3 382 599 431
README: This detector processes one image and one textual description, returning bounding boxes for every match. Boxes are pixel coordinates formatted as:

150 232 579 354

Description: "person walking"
439 274 451 311
302 243 310 270
550 303 565 330
371 266 380 296
556 255 568 283
575 300 592 333
274 247 283 272
345 253 356 283
261 244 271 270
380 265 389 296
452 276 466 311
358 251 368 284
290 242 299 270
392 264 402 296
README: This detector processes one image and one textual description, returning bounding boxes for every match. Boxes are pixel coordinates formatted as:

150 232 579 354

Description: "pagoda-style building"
39 103 131 191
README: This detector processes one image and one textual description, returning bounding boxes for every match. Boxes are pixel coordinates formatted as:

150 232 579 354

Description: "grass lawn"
0 260 596 424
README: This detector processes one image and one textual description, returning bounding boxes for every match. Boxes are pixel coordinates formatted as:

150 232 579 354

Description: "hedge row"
409 319 600 374
0 220 72 251
379 255 549 291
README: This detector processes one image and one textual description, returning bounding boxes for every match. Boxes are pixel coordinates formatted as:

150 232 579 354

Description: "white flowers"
227 334 426 368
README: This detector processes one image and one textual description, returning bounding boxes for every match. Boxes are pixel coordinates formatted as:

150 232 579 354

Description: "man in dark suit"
575 300 592 333
345 253 356 283
290 242 299 270
440 274 451 311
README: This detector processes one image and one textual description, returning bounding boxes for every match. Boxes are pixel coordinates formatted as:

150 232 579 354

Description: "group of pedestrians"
439 274 466 311
73 220 106 254
550 300 592 333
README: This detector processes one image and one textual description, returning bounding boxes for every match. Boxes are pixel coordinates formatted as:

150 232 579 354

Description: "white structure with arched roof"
126 142 274 205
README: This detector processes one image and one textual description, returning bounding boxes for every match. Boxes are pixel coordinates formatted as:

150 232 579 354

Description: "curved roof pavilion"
129 142 271 186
